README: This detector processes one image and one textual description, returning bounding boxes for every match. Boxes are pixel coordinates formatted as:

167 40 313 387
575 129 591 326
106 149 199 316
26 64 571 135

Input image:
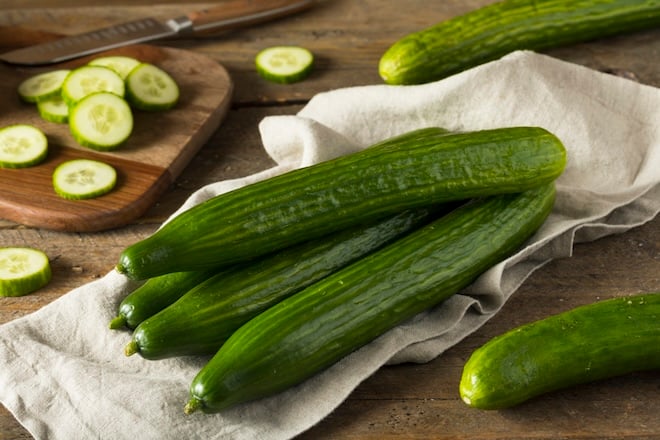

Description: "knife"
0 0 316 65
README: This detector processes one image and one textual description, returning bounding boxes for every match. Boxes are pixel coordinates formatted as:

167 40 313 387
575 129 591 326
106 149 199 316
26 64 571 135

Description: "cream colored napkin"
1 51 659 440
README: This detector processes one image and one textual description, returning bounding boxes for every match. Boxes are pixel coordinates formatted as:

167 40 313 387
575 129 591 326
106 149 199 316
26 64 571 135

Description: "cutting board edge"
0 168 174 233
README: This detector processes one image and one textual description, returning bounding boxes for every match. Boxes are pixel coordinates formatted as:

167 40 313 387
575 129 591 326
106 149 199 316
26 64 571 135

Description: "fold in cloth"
1 51 659 440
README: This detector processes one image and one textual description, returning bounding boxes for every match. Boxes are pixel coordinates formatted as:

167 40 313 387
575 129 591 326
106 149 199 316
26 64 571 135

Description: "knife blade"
0 0 316 65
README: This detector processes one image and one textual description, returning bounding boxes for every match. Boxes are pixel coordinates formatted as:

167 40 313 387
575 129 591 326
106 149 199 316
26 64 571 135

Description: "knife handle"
187 0 316 34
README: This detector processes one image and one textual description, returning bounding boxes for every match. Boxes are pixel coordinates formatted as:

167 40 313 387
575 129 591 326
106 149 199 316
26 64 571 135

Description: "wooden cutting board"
0 44 233 232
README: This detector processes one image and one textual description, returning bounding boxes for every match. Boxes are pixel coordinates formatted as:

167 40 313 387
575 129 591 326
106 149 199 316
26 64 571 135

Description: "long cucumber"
116 126 566 280
460 292 660 409
184 183 557 413
124 208 438 359
379 0 660 84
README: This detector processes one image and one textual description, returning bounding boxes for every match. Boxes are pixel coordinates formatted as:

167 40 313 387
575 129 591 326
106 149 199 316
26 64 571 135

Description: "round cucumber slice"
125 63 180 111
37 96 69 124
61 65 125 106
69 92 133 151
52 159 117 200
17 69 70 103
0 124 48 169
255 46 314 84
0 247 52 297
88 55 141 80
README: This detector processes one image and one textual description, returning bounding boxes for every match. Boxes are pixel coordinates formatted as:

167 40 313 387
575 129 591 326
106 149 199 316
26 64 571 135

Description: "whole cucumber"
184 183 556 414
460 292 660 409
379 0 660 84
117 127 566 280
124 208 438 359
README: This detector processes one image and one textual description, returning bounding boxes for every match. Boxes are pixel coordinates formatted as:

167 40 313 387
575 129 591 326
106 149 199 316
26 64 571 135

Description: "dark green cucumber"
109 269 218 330
125 208 438 359
379 0 660 84
117 127 566 280
183 183 556 414
460 292 660 410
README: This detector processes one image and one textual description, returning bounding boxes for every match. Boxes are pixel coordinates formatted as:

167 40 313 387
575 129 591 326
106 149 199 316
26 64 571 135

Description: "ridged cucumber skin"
379 0 660 85
460 292 660 410
109 269 217 330
128 208 438 359
184 184 556 413
117 127 566 280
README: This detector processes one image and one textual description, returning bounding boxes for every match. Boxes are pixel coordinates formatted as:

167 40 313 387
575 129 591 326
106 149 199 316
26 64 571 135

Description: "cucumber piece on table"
0 247 52 297
52 158 117 200
37 96 69 124
0 124 48 169
255 46 314 84
88 55 141 80
69 92 133 150
61 65 125 106
125 63 179 111
17 69 70 103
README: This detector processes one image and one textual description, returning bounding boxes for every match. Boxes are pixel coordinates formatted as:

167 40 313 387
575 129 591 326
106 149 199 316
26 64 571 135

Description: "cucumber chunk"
255 46 314 84
0 124 48 169
69 92 133 151
88 55 141 80
0 247 52 297
61 65 125 106
52 159 117 200
125 63 180 111
37 96 69 124
17 69 70 103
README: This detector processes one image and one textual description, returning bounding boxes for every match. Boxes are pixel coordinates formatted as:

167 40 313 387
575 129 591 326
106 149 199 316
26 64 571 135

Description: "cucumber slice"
17 69 70 103
88 55 141 80
125 63 179 111
69 92 133 151
61 65 125 106
37 96 69 124
255 46 314 84
0 124 48 169
52 159 117 200
0 247 52 297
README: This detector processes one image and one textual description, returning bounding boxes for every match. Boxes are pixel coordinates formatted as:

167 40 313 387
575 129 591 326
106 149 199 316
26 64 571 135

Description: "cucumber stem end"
124 340 139 357
108 315 127 330
115 263 127 275
184 398 202 415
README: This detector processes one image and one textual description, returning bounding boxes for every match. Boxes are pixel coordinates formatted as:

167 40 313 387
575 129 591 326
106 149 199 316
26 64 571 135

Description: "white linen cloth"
1 51 659 439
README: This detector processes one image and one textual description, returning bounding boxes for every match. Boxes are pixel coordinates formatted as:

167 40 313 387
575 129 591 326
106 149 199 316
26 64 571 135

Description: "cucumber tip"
124 340 139 357
109 315 127 330
183 398 202 415
115 262 128 275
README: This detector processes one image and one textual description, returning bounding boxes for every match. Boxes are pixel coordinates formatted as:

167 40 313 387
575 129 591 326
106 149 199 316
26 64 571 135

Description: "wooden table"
0 1 658 438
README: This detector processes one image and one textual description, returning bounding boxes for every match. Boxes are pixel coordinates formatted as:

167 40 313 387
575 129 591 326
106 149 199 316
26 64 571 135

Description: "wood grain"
0 44 233 231
187 0 316 33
